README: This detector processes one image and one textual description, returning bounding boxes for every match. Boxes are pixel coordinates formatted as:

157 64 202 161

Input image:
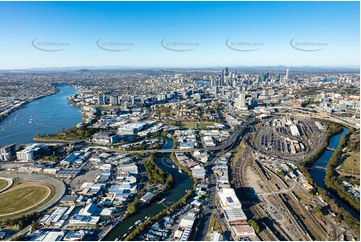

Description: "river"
103 138 194 240
0 85 82 146
195 79 211 86
310 127 359 219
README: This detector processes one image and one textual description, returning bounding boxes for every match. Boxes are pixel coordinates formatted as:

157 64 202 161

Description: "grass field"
0 179 9 190
181 121 217 130
340 152 360 173
0 180 56 220
0 186 49 215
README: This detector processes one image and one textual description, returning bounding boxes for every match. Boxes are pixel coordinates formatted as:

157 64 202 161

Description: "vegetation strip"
123 152 196 241
297 120 360 233
324 130 360 212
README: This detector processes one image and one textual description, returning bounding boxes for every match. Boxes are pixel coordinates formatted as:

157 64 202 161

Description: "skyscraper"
109 96 119 106
236 92 247 109
284 68 289 82
221 70 225 86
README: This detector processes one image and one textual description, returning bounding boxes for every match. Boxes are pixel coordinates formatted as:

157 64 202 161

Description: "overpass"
34 121 252 154
103 121 252 154
271 106 359 129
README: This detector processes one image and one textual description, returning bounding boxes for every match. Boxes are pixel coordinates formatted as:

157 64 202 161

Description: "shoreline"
0 87 60 123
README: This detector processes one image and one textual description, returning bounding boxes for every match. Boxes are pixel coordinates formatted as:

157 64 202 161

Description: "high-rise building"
98 96 105 105
221 70 225 86
109 96 119 106
236 92 247 109
250 98 258 108
275 74 281 82
0 144 16 161
251 92 258 100
225 67 229 76
284 69 289 82
268 88 275 97
131 96 136 106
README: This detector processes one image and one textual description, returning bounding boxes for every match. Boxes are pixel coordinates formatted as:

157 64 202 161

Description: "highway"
193 121 252 240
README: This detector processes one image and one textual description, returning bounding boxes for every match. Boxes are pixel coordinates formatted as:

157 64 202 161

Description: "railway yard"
228 116 359 241
247 117 326 160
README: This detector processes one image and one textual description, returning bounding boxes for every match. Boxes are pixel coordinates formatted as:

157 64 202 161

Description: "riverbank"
0 85 82 146
298 122 359 234
324 130 359 213
102 138 194 241
0 88 59 122
33 137 77 143
123 152 196 241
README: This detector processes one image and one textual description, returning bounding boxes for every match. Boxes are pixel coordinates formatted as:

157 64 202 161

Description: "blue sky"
0 1 359 69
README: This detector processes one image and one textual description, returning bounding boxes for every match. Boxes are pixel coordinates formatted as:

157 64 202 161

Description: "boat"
178 169 182 173
172 165 175 168
135 220 142 225
157 198 166 204
29 116 33 124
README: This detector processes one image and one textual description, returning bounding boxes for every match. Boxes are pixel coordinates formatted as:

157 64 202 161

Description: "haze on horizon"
0 1 359 69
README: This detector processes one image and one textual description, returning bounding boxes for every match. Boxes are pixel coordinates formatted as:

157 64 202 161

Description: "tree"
248 219 260 233
312 206 323 217
127 204 136 214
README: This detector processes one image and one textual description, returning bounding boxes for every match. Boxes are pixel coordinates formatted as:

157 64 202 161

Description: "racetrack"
0 172 66 220
0 182 52 217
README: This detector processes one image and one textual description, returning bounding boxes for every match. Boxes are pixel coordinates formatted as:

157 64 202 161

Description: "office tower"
251 92 258 100
275 74 280 82
109 96 119 106
213 86 218 94
221 70 225 86
268 88 275 97
0 144 16 161
250 98 258 108
284 68 289 82
262 89 269 96
225 67 229 76
232 79 236 87
211 79 215 87
98 96 104 105
224 75 229 86
236 92 247 109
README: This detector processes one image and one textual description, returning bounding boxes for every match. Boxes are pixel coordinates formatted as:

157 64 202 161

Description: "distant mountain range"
0 65 359 73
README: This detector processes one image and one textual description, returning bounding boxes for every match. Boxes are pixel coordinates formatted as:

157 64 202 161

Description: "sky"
0 1 359 69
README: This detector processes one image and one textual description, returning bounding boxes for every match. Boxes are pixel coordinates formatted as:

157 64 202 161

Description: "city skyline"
0 1 359 69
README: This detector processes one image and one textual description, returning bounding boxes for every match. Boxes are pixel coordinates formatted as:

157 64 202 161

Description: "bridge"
310 166 326 170
326 147 336 152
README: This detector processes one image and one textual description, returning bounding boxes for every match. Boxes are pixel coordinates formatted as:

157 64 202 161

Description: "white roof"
218 188 247 222
42 231 65 241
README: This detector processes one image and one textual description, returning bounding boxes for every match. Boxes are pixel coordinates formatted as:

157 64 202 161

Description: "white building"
290 125 300 136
